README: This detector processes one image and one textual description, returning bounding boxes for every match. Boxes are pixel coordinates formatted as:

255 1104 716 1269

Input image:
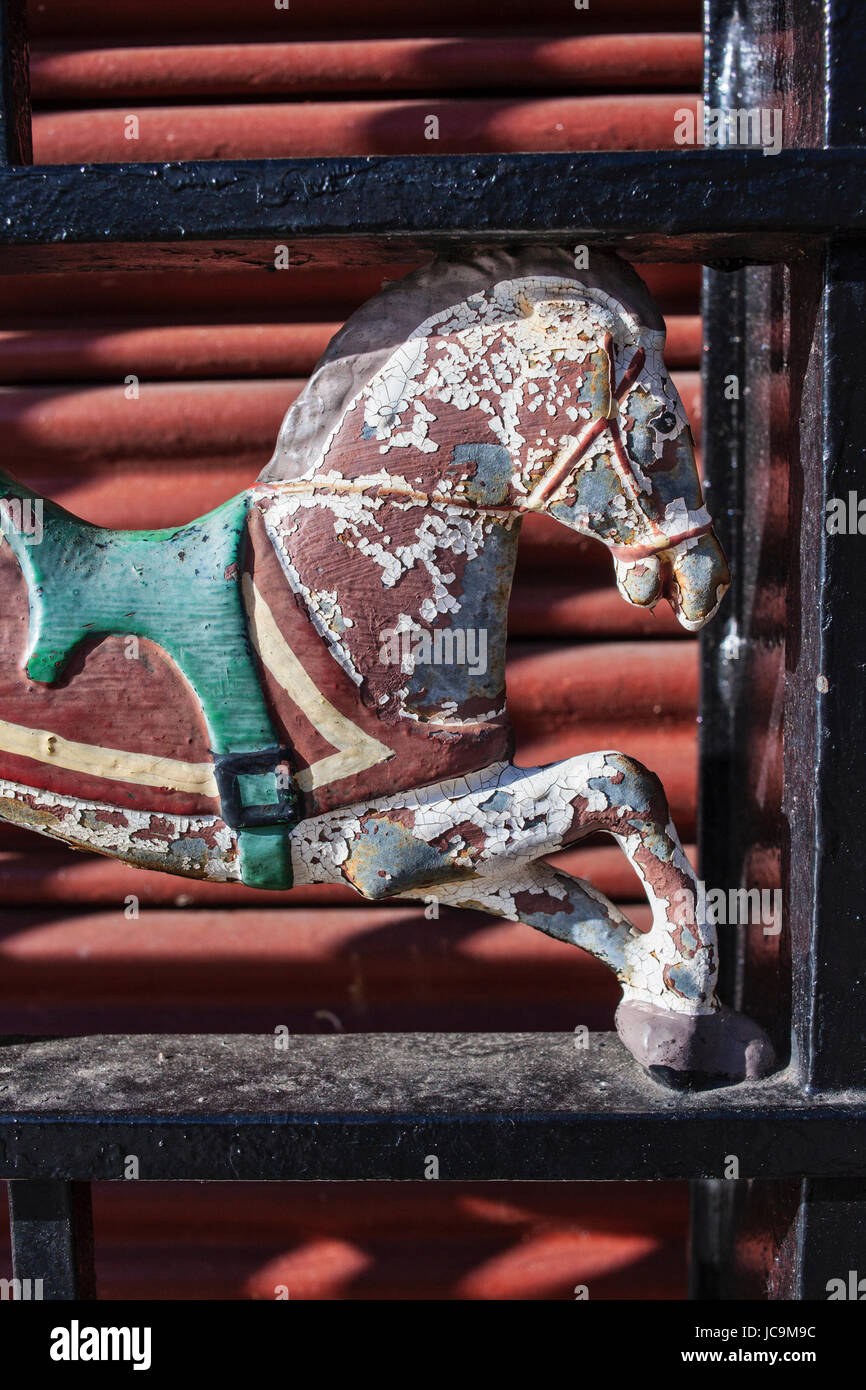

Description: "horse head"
496 255 730 633
261 246 728 634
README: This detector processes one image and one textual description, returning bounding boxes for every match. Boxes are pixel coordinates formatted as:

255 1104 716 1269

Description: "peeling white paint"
0 778 238 879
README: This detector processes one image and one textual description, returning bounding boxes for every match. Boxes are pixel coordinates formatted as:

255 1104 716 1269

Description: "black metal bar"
8 1180 95 1300
689 1178 806 1300
697 265 749 1015
802 235 866 1089
696 0 803 1203
0 148 861 273
0 1033 865 1182
795 0 866 1093
699 1176 866 1299
694 0 866 1301
0 0 30 166
689 1179 740 1299
795 1179 866 1300
692 0 816 1300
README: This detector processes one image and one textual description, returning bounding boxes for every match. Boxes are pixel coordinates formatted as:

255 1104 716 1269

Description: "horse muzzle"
612 530 731 631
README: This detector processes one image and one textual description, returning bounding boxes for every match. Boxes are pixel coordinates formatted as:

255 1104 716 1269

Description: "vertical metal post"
796 1180 866 1299
0 1 89 1305
694 9 796 1302
692 1179 803 1300
8 1181 96 1300
0 0 30 165
800 234 866 1090
694 0 866 1298
781 21 866 1305
696 263 750 1017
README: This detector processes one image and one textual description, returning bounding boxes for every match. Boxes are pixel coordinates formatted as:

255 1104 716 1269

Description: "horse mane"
258 245 666 484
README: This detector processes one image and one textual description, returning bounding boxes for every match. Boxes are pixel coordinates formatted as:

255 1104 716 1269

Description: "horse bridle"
267 332 711 555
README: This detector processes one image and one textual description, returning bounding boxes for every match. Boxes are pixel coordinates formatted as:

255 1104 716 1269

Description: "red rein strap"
525 342 646 508
607 523 714 562
272 342 711 546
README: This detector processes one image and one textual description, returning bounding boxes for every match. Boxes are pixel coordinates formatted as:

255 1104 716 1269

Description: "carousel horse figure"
0 246 775 1089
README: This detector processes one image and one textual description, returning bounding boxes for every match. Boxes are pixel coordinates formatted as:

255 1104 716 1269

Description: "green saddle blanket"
0 472 298 888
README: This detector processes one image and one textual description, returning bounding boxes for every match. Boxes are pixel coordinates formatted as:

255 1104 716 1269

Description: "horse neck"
259 481 523 725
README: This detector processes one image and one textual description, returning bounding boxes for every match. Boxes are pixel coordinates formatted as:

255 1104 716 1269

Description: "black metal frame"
693 0 866 1298
0 149 862 269
2 0 865 1301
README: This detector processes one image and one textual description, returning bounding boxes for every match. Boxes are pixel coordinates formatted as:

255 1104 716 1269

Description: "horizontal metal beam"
1 1033 864 1181
0 149 863 271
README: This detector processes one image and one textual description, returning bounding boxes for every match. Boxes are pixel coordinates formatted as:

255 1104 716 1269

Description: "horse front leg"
566 750 719 1012
548 750 776 1088
290 752 775 1088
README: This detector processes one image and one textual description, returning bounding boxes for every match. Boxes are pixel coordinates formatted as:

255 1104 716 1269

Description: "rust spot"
427 818 486 858
129 816 177 842
662 964 689 999
513 888 570 918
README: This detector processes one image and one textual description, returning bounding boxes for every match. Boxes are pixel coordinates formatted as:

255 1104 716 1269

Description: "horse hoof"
615 998 777 1091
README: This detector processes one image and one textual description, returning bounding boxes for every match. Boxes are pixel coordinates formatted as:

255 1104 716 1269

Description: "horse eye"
652 409 678 434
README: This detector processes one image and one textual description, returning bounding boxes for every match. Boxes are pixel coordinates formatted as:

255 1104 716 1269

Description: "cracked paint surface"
0 248 735 1037
290 751 716 1015
0 777 237 879
252 258 730 740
